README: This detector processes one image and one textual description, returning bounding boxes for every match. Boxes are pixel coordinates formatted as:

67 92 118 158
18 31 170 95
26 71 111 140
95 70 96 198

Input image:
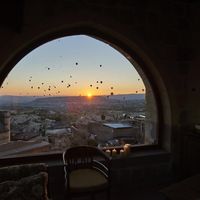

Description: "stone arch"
0 23 171 151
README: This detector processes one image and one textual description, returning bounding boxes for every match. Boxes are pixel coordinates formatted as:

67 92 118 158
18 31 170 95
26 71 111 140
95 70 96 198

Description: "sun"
87 93 92 98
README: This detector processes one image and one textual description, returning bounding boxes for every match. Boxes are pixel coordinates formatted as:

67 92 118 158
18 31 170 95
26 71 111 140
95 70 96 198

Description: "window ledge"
0 148 171 168
110 149 171 168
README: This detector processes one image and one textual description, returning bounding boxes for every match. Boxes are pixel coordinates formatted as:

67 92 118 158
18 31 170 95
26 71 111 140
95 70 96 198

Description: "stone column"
145 86 158 144
0 111 11 144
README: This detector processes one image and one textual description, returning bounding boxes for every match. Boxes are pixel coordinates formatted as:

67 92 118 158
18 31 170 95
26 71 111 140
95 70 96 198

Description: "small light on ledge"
105 149 111 156
112 149 117 156
120 149 124 156
124 144 131 155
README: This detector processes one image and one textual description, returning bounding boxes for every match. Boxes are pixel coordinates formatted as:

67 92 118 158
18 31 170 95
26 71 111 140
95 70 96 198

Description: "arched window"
0 35 158 158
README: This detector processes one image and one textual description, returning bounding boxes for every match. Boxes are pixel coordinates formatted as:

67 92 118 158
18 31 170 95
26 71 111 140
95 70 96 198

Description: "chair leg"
64 190 71 200
67 193 71 200
106 188 111 200
91 192 95 200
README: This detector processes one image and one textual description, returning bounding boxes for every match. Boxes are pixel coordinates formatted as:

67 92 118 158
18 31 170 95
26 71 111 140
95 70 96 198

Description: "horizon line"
0 93 145 97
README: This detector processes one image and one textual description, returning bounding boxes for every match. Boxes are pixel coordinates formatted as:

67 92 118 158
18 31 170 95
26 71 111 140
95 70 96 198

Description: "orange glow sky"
0 35 145 97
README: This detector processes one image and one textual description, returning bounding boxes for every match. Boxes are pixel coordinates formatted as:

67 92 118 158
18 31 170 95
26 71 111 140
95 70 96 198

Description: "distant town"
0 94 147 157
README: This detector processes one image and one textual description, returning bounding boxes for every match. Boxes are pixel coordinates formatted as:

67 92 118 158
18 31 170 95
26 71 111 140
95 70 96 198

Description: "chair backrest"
63 146 110 171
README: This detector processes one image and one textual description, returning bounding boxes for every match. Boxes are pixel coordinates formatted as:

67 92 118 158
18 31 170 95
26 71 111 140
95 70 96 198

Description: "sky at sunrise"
0 35 145 97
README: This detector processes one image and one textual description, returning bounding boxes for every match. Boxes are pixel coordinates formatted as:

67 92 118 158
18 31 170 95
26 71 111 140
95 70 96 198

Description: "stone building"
103 122 139 139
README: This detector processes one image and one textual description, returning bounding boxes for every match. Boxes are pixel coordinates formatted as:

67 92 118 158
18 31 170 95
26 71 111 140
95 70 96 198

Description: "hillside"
0 94 145 107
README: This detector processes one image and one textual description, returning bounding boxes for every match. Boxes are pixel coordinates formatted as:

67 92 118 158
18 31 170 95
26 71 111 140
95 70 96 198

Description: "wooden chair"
63 146 111 200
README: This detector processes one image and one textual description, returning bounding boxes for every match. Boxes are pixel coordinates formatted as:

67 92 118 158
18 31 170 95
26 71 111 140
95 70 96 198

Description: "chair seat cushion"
69 168 108 191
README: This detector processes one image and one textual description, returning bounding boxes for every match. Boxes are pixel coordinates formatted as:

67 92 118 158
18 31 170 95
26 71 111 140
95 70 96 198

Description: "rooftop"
103 123 133 129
